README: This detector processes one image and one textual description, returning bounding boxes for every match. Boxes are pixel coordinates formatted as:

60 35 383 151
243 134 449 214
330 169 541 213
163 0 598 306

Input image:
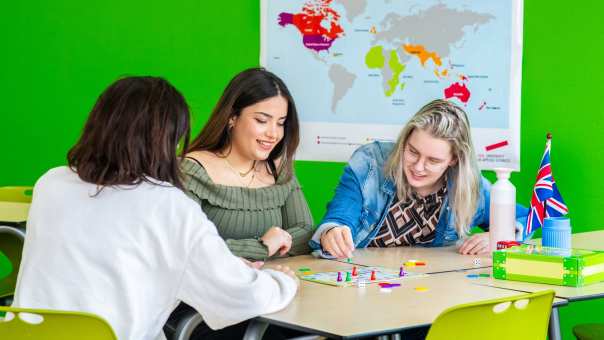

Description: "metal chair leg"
243 319 269 340
173 312 204 340
548 307 562 340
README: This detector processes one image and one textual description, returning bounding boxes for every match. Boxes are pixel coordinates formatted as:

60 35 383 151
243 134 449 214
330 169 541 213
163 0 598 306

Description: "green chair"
0 186 31 301
0 226 25 299
426 290 555 340
0 306 117 339
0 187 33 203
0 251 12 281
573 323 604 340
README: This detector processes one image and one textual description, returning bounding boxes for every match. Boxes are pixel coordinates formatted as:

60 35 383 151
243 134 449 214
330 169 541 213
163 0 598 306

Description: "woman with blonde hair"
310 99 528 258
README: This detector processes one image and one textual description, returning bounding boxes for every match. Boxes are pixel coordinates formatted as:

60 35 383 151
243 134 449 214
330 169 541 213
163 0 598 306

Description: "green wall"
2 1 603 338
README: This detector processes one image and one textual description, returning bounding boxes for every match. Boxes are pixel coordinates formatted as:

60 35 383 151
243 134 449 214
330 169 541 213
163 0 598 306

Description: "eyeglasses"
403 146 449 173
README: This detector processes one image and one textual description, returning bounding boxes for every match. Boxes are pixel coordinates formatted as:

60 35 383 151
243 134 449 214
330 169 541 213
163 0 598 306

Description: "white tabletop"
472 273 604 302
527 230 604 250
341 245 492 274
261 255 561 338
568 230 604 250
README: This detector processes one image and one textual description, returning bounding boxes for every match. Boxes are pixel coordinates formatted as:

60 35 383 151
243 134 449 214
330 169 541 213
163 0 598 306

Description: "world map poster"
261 0 523 170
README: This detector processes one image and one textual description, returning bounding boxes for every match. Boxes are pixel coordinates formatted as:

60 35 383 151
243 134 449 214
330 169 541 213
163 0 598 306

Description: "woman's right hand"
320 226 355 259
260 226 292 257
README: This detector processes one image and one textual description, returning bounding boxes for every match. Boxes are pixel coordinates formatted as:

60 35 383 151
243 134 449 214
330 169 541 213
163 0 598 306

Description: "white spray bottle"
489 168 516 252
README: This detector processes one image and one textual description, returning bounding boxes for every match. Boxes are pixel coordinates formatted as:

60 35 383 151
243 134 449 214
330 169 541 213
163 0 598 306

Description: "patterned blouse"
369 185 447 247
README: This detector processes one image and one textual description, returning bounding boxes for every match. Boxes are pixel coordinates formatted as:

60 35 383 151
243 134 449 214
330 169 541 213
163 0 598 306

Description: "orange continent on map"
403 44 442 67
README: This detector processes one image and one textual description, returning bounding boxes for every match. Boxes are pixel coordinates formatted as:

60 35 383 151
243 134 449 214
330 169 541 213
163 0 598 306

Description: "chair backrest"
0 306 117 339
0 187 33 203
0 227 25 298
426 290 555 340
0 250 12 281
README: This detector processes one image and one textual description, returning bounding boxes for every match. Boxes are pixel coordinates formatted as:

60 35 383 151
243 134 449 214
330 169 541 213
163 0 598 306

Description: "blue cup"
542 217 572 249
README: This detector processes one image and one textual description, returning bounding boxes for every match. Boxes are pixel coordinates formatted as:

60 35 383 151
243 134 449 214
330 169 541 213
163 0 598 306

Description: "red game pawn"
370 270 376 281
352 266 358 276
337 271 342 282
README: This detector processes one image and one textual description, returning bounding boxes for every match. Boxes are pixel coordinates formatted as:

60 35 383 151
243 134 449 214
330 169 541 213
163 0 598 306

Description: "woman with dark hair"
168 68 313 339
183 67 313 260
12 76 298 340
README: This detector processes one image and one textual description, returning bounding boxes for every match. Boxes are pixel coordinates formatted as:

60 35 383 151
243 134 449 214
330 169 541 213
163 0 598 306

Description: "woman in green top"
172 68 312 339
183 67 313 261
166 68 312 339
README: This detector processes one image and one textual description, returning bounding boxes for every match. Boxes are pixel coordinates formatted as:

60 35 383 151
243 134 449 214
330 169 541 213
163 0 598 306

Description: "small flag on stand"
525 133 569 237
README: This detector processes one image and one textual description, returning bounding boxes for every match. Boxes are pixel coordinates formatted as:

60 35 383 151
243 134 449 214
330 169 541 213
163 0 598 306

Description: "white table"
247 255 566 339
339 245 492 274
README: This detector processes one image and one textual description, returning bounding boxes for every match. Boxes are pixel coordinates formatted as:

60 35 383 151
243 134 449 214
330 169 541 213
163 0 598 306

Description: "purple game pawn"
337 271 342 282
399 266 406 277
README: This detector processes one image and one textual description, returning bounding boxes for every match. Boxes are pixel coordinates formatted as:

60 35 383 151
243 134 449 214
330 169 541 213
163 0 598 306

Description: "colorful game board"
299 266 425 287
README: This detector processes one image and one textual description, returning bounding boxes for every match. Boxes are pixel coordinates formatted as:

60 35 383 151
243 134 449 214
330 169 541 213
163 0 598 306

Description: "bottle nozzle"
493 167 512 180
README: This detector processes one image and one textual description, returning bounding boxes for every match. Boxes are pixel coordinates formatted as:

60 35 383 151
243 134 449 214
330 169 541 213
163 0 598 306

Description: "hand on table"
459 233 490 255
240 257 265 269
320 226 355 259
273 264 299 289
260 226 292 257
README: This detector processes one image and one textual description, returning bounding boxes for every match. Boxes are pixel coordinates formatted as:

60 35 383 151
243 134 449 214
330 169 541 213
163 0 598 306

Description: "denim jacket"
309 141 529 258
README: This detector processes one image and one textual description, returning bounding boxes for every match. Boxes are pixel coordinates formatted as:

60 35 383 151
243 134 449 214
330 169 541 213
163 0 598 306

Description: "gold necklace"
223 158 257 187
224 157 256 177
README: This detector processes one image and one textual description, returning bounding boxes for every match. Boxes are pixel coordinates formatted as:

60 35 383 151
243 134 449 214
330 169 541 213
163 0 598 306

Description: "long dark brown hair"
187 68 299 183
68 76 191 190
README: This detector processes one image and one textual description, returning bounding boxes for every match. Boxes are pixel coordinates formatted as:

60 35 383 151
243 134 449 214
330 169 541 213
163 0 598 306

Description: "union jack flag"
525 134 568 236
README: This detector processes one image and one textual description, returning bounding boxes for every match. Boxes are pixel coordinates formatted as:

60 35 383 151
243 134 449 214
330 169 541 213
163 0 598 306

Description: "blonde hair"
385 99 480 237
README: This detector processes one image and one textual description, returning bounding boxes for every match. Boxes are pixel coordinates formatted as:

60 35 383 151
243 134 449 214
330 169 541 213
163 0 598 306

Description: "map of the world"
261 0 523 169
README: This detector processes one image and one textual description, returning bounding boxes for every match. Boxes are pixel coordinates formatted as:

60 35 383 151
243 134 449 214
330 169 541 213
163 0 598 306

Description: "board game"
298 266 425 287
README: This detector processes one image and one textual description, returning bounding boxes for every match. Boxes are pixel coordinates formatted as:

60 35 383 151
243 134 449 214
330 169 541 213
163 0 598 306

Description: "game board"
299 266 425 287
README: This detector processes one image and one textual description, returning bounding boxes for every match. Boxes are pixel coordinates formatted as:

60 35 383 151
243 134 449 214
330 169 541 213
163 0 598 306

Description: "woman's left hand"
260 226 293 256
459 233 490 255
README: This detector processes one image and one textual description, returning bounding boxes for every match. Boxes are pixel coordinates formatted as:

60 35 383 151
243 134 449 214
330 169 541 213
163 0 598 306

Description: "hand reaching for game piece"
459 233 490 255
320 226 355 259
260 226 292 257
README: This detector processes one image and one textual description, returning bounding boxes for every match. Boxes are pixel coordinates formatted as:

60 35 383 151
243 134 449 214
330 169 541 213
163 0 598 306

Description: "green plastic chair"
0 186 31 300
0 251 12 281
0 187 33 203
0 306 117 339
426 290 555 340
573 323 604 340
0 226 25 299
